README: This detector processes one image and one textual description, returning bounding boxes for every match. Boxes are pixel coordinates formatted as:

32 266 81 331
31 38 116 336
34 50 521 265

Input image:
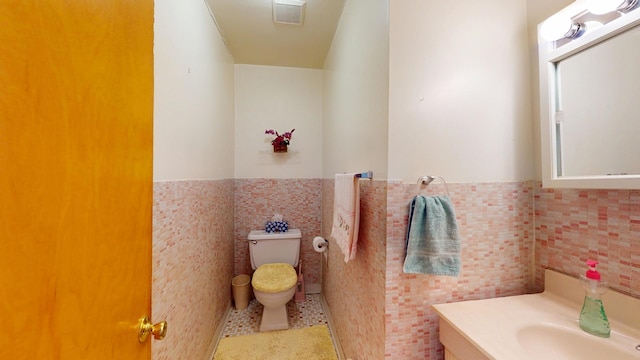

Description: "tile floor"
220 293 331 337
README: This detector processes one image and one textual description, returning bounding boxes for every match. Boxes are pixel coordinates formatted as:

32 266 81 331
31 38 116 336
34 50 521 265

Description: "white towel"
330 173 360 262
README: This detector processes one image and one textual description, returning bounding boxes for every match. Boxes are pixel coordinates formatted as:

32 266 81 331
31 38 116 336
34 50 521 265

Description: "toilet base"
253 282 296 332
259 304 289 332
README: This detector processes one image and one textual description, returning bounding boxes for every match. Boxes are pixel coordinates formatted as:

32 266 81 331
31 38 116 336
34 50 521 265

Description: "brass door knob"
138 316 167 342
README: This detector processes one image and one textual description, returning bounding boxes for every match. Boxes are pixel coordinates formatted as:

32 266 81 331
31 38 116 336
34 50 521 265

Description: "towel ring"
416 176 451 197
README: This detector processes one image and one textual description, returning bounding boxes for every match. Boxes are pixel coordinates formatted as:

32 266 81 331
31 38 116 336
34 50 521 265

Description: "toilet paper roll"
313 236 328 253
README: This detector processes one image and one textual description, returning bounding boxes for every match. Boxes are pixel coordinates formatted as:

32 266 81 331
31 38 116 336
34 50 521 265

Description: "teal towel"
403 195 461 276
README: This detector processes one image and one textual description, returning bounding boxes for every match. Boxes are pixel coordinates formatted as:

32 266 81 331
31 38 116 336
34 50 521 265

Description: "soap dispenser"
579 260 610 338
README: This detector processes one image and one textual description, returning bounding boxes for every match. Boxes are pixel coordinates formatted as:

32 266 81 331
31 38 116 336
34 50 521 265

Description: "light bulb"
540 15 574 41
587 0 630 14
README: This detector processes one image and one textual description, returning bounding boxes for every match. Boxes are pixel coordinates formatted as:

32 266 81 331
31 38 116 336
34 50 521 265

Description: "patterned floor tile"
221 293 329 338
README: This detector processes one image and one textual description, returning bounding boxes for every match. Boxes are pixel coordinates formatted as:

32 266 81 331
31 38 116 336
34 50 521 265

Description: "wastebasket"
232 274 251 310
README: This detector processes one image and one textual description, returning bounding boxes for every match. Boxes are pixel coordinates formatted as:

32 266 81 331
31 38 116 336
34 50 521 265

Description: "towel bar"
354 171 373 179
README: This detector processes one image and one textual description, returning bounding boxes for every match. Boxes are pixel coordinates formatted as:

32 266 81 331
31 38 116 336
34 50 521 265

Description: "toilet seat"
252 263 297 293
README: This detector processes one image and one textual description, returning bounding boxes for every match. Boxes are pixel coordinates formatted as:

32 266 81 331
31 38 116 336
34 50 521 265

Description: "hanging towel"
403 195 461 276
330 173 360 262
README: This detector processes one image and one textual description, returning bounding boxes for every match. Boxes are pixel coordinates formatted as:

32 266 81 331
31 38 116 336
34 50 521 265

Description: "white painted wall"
322 0 389 179
389 0 533 184
154 0 235 181
152 0 548 184
234 64 323 179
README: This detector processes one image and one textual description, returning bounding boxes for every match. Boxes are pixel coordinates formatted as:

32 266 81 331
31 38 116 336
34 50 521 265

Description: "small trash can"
232 274 251 310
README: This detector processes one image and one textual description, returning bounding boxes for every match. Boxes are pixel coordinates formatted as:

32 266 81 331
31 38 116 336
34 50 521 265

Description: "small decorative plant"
265 128 295 146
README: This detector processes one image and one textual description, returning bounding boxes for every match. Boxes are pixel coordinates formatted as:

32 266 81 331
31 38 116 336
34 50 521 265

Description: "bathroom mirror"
539 4 640 189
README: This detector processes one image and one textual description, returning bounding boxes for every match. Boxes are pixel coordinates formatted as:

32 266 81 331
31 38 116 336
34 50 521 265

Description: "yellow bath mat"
213 325 338 360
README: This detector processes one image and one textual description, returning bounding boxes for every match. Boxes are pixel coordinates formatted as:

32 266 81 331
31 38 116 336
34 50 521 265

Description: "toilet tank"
247 229 301 269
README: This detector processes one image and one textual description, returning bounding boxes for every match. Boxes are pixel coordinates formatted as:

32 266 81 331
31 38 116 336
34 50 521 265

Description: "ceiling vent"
273 0 306 25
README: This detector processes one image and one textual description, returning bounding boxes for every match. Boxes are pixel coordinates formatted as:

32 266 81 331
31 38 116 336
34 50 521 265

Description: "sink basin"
433 270 640 360
517 324 640 360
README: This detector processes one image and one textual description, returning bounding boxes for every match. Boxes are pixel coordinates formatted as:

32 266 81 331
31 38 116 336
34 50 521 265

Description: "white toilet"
248 228 301 332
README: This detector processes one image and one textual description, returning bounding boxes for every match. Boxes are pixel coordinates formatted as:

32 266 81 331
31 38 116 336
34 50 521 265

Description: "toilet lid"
252 263 297 293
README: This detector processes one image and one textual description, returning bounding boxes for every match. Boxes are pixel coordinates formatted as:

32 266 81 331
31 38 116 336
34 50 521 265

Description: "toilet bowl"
251 263 298 331
247 229 302 332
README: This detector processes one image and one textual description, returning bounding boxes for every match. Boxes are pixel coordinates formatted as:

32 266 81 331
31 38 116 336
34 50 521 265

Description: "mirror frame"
539 4 640 189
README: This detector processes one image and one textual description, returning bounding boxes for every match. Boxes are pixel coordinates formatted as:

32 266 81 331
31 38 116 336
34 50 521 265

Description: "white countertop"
433 270 640 360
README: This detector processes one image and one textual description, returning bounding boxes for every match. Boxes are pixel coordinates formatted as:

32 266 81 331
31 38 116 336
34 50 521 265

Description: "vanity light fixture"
540 14 586 41
583 20 605 33
586 0 639 15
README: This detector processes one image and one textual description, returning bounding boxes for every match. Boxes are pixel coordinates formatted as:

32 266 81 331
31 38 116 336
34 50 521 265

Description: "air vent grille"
273 0 306 25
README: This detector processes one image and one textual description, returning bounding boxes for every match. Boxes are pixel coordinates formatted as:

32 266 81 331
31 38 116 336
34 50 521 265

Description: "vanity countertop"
432 270 640 360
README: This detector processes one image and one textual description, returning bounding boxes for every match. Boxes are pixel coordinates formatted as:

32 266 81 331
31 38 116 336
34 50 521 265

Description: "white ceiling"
206 0 346 69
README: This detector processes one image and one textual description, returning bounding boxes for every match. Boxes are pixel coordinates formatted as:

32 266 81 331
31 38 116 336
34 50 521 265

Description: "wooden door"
0 0 154 359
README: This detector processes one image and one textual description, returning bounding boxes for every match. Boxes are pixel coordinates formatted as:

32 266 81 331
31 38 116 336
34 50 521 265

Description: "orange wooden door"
0 0 154 359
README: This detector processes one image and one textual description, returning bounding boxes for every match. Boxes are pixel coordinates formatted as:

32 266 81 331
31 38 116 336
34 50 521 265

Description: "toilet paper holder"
313 236 328 252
